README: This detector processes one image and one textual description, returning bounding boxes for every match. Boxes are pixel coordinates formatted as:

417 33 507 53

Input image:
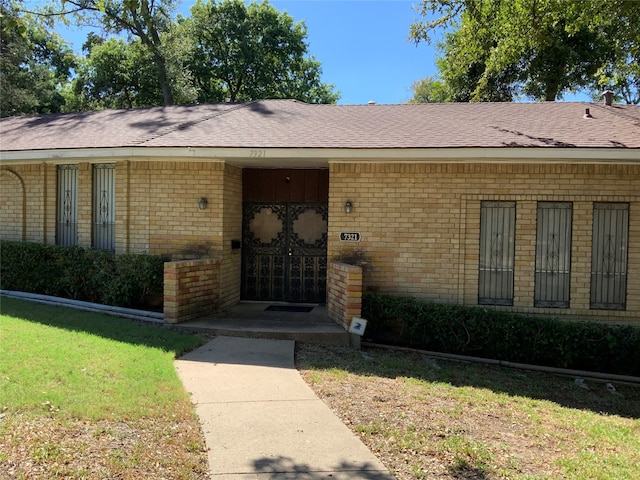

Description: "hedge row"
0 241 167 310
362 293 640 377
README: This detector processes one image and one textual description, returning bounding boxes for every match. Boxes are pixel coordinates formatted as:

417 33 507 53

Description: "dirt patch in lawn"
295 343 640 480
0 401 209 480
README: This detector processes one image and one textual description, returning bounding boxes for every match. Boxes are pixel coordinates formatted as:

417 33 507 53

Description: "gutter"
0 290 164 324
362 341 640 385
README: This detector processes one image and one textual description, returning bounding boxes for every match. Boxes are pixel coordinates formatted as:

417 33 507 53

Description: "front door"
241 202 328 303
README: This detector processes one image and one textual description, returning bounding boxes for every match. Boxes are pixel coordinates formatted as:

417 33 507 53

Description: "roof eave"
1 146 639 166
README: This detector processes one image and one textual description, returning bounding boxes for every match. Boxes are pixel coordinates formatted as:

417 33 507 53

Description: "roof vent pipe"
602 90 614 106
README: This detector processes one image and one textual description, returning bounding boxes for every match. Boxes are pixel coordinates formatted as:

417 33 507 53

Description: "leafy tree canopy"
57 0 178 105
410 0 639 103
3 0 338 115
64 28 198 111
180 0 338 103
1 1 76 117
407 76 449 104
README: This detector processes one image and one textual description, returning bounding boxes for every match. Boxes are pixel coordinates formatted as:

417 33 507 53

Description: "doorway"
240 169 329 303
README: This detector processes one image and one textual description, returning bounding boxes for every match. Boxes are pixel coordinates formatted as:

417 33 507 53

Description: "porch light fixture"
198 197 208 210
344 201 353 214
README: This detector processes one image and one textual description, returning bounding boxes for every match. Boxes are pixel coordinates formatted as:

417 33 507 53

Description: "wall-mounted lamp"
344 200 353 214
198 197 208 210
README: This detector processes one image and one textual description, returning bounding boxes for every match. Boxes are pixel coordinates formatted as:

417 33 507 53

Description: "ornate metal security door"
241 202 328 303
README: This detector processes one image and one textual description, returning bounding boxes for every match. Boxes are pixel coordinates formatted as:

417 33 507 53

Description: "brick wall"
0 168 25 241
4 158 639 325
329 162 640 325
1 159 242 312
126 160 227 255
126 160 241 310
164 258 221 323
220 164 243 308
77 163 92 247
44 163 56 244
327 261 363 329
0 164 49 243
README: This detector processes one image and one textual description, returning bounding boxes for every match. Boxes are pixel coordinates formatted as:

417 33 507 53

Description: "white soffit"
1 146 639 165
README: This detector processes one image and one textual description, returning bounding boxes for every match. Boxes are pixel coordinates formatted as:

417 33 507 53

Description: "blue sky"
262 1 439 104
52 0 439 105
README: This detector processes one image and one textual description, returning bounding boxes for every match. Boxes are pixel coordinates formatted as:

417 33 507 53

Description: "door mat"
265 305 314 313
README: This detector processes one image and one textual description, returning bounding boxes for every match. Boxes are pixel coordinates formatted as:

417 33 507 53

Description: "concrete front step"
171 302 350 346
172 322 350 346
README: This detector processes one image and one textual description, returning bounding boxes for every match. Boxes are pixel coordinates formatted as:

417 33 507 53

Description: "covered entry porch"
163 256 364 338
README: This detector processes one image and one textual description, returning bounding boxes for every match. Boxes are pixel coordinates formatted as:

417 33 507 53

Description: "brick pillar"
164 258 221 323
327 261 363 330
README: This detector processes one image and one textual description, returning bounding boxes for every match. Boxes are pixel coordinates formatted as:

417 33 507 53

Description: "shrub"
0 241 167 310
362 293 640 377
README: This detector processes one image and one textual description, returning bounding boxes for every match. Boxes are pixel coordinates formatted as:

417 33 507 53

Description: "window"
56 165 78 246
93 164 115 251
479 201 515 305
591 203 629 310
534 202 572 308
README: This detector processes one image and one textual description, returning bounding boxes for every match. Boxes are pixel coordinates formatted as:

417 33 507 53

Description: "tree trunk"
152 50 174 106
138 0 174 106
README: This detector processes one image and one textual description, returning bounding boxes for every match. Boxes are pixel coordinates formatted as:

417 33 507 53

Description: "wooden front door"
241 169 329 303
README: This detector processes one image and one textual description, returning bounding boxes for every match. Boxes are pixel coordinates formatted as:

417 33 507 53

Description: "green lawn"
0 297 209 479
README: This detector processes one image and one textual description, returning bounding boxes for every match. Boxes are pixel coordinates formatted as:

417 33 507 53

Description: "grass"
296 343 640 480
3 296 640 479
0 297 209 479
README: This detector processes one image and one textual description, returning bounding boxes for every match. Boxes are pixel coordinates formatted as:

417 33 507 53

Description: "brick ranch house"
1 100 639 328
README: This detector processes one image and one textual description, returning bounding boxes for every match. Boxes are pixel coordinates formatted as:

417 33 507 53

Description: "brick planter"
327 261 363 330
164 258 221 323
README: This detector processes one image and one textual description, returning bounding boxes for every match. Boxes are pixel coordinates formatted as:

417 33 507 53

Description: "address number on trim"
340 232 361 242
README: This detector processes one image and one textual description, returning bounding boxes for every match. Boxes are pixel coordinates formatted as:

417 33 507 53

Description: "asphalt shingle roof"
1 99 639 152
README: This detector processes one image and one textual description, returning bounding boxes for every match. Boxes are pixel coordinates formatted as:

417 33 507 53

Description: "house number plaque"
339 232 361 242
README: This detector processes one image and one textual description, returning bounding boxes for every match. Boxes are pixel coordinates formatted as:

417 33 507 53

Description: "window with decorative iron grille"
534 202 572 308
478 201 516 306
56 165 78 246
92 164 115 251
591 203 629 310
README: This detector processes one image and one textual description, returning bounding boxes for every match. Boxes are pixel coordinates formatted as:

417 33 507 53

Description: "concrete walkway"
175 336 394 480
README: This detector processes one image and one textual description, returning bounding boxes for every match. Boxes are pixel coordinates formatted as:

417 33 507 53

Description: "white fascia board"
1 146 639 164
327 147 640 163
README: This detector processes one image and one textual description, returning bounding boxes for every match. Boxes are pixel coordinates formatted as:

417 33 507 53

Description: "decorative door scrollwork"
241 202 328 303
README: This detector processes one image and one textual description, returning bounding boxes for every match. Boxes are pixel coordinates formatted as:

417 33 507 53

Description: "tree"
66 37 149 110
596 55 640 105
59 0 179 105
181 0 339 103
417 23 521 103
408 76 450 103
592 3 640 105
65 32 197 111
410 0 639 102
1 1 76 116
